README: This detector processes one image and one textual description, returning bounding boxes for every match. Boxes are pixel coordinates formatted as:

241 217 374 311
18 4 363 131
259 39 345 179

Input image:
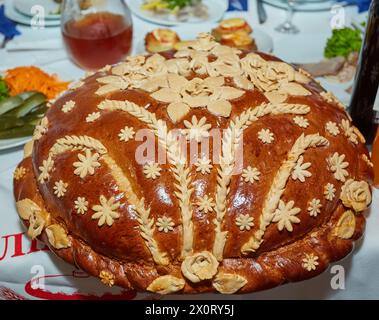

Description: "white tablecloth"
0 0 378 300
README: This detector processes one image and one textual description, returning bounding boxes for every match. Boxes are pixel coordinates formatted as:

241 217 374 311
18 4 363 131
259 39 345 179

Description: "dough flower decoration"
307 198 322 217
175 34 245 80
174 33 221 62
302 253 319 271
97 54 167 95
272 200 301 232
194 157 213 174
292 155 312 182
33 117 49 141
293 116 309 128
181 251 219 283
327 152 349 182
324 183 336 201
183 116 212 142
38 157 54 183
62 100 76 113
99 270 115 287
91 195 120 227
242 166 261 184
118 126 135 142
86 112 101 123
325 121 340 136
257 128 274 144
240 52 311 95
74 197 88 215
150 75 244 123
340 119 359 144
73 149 101 179
196 195 215 214
14 167 27 180
143 162 162 179
53 180 68 198
235 214 254 231
156 216 175 233
340 179 372 212
112 55 146 76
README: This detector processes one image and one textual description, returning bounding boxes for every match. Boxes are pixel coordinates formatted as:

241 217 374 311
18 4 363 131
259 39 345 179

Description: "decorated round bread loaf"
13 34 373 294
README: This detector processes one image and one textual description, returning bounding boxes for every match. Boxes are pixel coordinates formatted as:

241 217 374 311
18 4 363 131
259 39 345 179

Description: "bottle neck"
348 0 379 144
374 86 379 124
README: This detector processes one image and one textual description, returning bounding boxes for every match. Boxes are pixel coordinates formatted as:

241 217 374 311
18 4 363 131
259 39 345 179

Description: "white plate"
0 61 75 152
263 0 344 12
5 0 61 27
13 0 61 20
273 33 329 63
128 0 228 26
0 136 30 151
134 24 274 54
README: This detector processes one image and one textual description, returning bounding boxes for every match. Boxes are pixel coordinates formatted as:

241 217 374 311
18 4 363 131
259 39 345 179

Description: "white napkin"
5 39 63 51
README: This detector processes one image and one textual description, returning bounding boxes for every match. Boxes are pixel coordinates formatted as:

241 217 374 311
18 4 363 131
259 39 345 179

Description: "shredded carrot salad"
4 66 71 99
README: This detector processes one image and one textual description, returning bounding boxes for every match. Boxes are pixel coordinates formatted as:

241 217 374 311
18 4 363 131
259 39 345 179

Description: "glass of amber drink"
61 0 133 70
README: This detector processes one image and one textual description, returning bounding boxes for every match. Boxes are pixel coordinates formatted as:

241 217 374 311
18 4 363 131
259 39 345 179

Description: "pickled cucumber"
0 116 25 131
12 92 46 118
0 91 48 139
0 96 23 115
0 124 35 139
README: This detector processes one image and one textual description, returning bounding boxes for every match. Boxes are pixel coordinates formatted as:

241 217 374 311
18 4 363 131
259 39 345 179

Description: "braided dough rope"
50 135 108 157
98 99 194 258
40 135 169 265
213 103 312 261
241 133 329 254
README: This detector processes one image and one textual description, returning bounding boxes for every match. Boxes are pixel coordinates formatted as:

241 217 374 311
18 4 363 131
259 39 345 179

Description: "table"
0 0 377 300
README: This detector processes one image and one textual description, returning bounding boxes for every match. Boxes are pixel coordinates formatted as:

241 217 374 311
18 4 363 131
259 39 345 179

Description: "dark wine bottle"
349 0 379 145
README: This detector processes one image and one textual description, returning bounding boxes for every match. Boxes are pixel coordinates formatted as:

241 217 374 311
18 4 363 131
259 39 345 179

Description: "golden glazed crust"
13 34 373 294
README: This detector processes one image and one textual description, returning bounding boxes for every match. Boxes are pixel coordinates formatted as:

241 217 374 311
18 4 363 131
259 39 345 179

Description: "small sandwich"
219 30 257 51
211 18 253 40
145 28 181 53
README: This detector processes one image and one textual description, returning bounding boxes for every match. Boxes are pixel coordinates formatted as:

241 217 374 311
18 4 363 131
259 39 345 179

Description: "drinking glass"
61 0 133 70
275 0 299 34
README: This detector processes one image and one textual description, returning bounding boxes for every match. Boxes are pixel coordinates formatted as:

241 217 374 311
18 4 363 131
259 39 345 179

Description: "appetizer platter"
128 0 228 25
301 26 363 84
0 66 70 151
136 18 273 54
274 23 365 106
